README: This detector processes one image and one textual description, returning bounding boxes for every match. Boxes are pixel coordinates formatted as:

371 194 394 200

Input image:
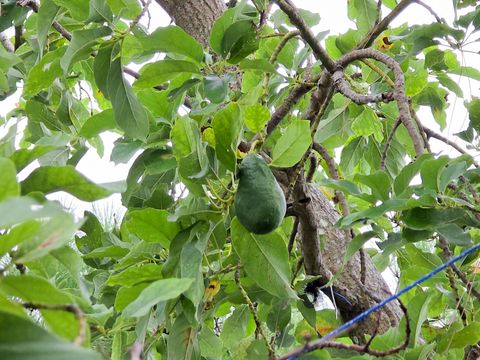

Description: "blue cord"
288 243 480 359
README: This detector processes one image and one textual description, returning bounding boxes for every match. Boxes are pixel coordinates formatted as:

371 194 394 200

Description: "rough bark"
291 181 402 337
158 0 402 337
154 0 226 48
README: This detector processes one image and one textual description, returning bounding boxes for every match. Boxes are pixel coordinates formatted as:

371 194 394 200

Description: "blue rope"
288 243 480 360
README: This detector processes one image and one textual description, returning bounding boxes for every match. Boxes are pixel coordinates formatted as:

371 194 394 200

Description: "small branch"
356 0 415 49
380 117 402 170
128 0 152 32
16 0 72 40
413 0 443 23
274 0 337 72
306 153 318 183
0 32 14 53
423 126 479 168
22 302 86 346
266 76 318 134
263 30 300 103
235 266 275 359
288 217 300 254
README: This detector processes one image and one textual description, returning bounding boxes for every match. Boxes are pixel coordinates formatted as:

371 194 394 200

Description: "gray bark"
154 0 226 48
157 0 402 337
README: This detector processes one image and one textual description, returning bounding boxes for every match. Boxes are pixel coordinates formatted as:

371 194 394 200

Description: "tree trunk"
157 0 402 337
154 0 226 48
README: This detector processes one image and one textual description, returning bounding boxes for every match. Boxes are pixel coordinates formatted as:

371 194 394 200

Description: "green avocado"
234 154 286 234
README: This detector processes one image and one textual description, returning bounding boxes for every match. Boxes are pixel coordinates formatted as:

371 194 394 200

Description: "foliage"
0 0 480 359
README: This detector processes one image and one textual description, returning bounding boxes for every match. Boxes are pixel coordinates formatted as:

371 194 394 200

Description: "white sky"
0 0 478 219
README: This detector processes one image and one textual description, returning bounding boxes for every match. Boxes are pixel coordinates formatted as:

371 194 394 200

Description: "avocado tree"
0 0 480 358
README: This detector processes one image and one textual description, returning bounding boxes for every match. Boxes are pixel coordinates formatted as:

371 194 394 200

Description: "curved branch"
332 70 394 104
337 48 424 157
0 32 14 53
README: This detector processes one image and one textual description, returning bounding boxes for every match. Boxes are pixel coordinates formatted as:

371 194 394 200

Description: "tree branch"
0 32 14 53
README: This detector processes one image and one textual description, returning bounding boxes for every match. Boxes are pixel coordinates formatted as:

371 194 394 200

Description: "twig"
22 302 86 346
17 1 72 40
305 153 318 183
0 32 14 52
380 117 402 170
128 0 152 32
423 126 479 168
288 217 300 254
235 266 275 359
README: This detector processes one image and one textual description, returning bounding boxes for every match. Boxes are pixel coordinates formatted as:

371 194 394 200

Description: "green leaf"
338 199 409 228
355 171 391 201
420 156 450 191
141 26 204 63
340 137 367 174
438 161 468 193
203 75 227 104
21 165 115 201
24 47 66 97
107 263 163 287
244 103 270 133
60 27 111 73
79 109 116 138
0 197 66 229
449 322 480 348
123 208 180 248
0 312 102 360
2 213 79 263
37 0 60 54
351 107 384 141
0 275 71 304
88 0 113 23
271 120 311 167
114 283 149 311
210 8 235 54
122 278 194 317
167 314 200 360
402 207 467 230
466 97 480 132
171 116 209 179
199 327 223 359
231 218 297 299
135 60 200 89
239 59 276 73
220 304 253 350
105 45 150 140
212 103 242 171
348 0 377 35
52 0 89 21
407 290 434 346
106 0 141 19
0 157 19 201
436 223 471 245
394 154 432 196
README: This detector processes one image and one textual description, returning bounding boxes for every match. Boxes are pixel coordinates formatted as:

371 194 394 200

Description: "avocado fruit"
234 154 286 234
